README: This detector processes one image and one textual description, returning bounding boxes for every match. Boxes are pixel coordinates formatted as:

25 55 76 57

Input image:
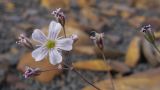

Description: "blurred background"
0 0 160 90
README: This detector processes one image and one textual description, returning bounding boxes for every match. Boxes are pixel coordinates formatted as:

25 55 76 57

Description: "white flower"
31 21 73 65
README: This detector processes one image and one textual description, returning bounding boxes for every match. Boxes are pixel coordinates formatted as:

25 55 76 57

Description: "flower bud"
16 34 34 50
141 24 155 44
52 8 65 27
90 31 104 51
23 66 41 79
70 34 78 43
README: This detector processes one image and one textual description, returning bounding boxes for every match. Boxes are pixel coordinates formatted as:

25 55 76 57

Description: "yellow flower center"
46 40 56 49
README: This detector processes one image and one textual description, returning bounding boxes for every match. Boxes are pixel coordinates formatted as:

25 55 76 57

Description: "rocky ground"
0 0 160 90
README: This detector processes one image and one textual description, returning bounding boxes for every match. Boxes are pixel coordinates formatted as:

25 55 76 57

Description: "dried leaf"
17 53 61 83
41 0 70 9
73 46 95 55
95 47 124 58
73 60 111 71
155 32 160 38
109 60 131 74
132 0 160 10
83 67 160 90
77 0 96 8
73 60 130 73
74 45 124 57
125 36 140 68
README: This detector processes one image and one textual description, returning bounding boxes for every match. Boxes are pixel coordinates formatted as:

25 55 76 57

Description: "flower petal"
56 38 73 51
48 21 62 40
32 29 47 43
32 46 48 61
49 49 62 65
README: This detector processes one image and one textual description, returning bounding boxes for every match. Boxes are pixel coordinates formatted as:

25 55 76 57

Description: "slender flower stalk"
52 8 66 37
100 50 115 90
63 63 101 90
90 31 115 90
16 34 34 50
141 25 160 54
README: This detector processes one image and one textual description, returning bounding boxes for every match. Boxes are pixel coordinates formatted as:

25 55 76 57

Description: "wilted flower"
16 34 33 49
23 66 41 78
32 21 73 65
52 8 65 27
90 31 104 51
141 24 155 44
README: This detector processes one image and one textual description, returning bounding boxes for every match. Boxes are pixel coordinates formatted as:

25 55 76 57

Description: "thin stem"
63 26 67 38
73 68 101 90
101 50 115 90
152 43 160 54
41 67 70 72
63 63 101 90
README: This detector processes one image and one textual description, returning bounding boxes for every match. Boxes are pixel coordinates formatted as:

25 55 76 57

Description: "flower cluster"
16 8 77 78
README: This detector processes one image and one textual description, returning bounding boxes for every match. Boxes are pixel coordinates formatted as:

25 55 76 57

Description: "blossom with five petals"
32 21 73 65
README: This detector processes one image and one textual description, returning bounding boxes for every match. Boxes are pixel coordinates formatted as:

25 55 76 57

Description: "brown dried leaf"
73 45 124 57
73 60 130 73
73 60 111 71
41 0 70 9
95 47 124 58
83 67 160 90
125 36 140 68
155 32 160 38
73 46 95 55
109 60 131 74
132 0 160 10
17 53 61 83
77 0 96 8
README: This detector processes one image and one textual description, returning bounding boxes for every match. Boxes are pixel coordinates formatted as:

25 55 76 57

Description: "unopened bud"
141 24 155 44
52 8 65 27
16 34 34 49
23 66 41 79
70 34 78 43
90 31 104 51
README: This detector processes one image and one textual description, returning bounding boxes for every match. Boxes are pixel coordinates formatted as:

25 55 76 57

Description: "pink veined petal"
32 29 47 44
48 21 62 40
56 38 73 51
49 49 62 65
32 46 48 61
